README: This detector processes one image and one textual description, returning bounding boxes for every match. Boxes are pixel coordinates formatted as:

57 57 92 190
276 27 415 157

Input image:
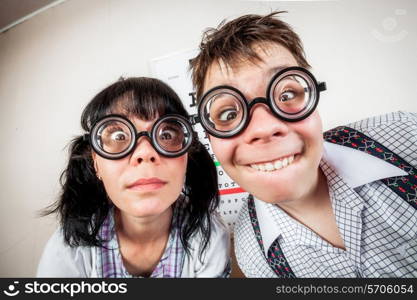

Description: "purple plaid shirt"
96 202 185 278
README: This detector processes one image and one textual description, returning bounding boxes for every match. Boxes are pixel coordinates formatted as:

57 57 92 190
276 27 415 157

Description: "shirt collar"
254 198 285 256
322 141 407 188
255 141 408 256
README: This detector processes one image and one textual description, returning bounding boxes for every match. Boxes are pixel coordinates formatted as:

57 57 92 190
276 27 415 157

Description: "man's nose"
242 103 289 145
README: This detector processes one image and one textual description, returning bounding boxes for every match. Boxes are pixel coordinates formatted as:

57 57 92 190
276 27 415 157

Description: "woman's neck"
114 206 173 244
113 206 174 277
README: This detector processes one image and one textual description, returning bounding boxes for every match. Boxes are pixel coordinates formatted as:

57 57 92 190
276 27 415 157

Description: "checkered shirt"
96 203 185 278
234 111 417 277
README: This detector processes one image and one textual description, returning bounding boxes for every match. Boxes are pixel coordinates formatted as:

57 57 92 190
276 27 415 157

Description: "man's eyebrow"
267 65 292 77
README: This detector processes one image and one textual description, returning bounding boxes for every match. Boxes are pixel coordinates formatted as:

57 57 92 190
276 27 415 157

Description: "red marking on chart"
219 187 246 195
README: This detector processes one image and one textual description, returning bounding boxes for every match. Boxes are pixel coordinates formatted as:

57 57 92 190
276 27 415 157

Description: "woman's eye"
160 130 176 140
110 131 128 141
280 91 296 102
218 109 237 121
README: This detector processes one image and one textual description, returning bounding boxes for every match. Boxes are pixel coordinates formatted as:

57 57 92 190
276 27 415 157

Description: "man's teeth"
250 155 295 172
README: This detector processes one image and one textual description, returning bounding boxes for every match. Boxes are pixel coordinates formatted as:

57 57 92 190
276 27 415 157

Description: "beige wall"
0 0 416 276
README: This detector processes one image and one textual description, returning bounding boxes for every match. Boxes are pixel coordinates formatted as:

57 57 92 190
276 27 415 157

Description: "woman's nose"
130 136 160 165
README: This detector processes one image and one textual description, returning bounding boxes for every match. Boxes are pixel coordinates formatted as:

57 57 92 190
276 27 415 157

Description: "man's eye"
280 91 296 102
111 131 128 141
218 109 238 121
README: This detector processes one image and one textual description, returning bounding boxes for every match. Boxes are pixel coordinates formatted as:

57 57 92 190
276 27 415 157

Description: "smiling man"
190 12 417 277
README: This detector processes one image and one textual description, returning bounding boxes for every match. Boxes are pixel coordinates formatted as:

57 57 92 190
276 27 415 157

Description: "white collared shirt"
234 111 417 277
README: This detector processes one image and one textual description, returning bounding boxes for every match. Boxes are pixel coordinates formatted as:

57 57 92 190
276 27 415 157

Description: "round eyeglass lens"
155 119 189 153
96 119 133 154
271 72 316 118
203 89 245 134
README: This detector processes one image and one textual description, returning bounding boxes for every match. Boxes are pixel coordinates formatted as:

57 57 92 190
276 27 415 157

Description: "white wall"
0 0 416 276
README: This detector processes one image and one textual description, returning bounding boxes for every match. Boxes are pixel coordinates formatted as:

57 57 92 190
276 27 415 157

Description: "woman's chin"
114 199 171 219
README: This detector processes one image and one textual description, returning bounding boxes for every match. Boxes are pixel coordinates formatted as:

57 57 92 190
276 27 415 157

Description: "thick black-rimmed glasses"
196 66 326 138
84 114 194 159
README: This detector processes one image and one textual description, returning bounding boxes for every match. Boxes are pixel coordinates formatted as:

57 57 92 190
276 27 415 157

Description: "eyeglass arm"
318 81 327 92
303 81 327 93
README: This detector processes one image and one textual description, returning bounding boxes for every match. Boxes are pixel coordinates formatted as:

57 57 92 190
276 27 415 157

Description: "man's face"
203 43 324 204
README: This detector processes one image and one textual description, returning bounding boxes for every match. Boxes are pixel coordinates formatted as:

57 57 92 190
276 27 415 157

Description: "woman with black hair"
37 77 230 277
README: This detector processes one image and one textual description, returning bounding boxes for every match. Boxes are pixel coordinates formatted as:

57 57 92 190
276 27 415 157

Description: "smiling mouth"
248 154 297 172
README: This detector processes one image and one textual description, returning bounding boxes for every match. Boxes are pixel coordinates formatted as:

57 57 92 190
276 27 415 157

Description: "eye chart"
150 49 249 230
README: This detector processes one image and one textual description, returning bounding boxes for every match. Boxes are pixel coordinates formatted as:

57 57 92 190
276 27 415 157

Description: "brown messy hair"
190 11 311 100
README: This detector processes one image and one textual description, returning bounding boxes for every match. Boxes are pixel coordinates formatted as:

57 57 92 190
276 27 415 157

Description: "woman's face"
93 115 188 219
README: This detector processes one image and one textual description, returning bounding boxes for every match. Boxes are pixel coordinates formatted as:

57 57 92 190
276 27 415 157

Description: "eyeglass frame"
83 114 195 160
192 66 327 139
